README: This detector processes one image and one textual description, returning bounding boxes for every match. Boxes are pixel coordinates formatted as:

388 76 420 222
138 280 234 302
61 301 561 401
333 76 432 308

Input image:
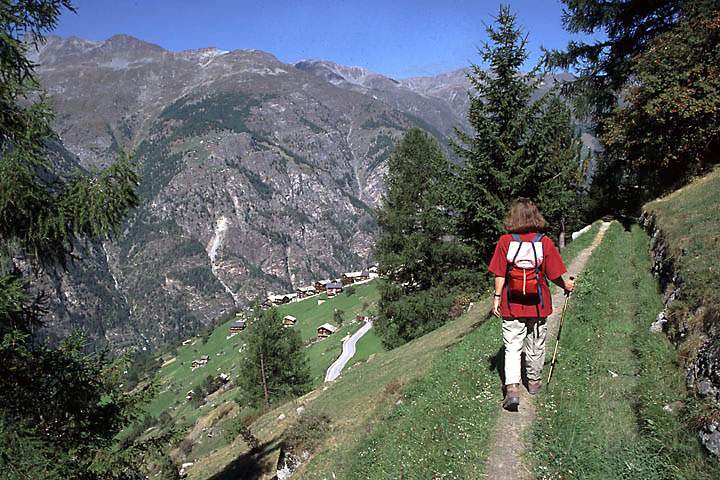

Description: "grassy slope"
344 314 502 479
143 281 381 423
645 167 720 313
348 328 383 367
190 297 492 479
185 227 601 479
529 222 720 479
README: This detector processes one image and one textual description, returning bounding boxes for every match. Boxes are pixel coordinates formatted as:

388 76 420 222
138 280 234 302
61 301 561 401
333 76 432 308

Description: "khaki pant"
502 317 547 385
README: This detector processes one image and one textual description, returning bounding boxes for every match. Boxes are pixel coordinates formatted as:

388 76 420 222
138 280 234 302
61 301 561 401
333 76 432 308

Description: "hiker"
488 198 574 411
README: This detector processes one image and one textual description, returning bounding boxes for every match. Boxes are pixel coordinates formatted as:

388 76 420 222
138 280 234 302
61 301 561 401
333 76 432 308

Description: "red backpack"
505 233 545 306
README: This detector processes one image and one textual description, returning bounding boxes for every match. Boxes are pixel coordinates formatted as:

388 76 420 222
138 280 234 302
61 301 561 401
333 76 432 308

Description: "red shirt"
488 232 567 318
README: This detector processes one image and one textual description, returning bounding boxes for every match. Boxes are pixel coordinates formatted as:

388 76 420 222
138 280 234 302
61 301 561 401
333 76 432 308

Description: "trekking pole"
547 276 574 385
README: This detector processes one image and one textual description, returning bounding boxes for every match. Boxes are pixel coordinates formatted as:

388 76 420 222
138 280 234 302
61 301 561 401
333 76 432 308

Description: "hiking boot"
502 383 520 411
527 379 542 395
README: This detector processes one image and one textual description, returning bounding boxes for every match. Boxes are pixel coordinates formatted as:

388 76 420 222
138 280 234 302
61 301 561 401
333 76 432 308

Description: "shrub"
283 414 332 454
375 285 454 349
333 308 345 326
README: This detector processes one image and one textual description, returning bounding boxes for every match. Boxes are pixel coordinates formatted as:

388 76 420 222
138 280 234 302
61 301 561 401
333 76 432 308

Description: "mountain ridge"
33 33 463 351
31 33 581 352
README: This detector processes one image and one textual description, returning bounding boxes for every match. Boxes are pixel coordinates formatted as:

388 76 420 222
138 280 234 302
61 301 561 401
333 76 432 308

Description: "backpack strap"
506 234 523 314
530 240 545 309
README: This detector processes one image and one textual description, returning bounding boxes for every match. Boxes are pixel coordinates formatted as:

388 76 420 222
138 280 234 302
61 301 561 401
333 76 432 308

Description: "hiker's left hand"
564 278 575 294
492 297 501 318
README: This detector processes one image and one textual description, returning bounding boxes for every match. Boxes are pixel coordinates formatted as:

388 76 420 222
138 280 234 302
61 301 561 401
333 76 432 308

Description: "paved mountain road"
325 320 373 382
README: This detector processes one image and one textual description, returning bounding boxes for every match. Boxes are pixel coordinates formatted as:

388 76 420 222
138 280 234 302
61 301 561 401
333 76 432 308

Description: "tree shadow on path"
207 436 281 480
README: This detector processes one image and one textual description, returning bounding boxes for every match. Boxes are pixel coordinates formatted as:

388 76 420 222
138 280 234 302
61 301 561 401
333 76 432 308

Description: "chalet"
342 270 370 284
283 315 297 327
186 390 194 401
266 293 298 306
296 285 317 298
191 355 210 370
314 279 331 292
229 320 246 333
325 282 343 297
317 323 338 338
356 314 368 322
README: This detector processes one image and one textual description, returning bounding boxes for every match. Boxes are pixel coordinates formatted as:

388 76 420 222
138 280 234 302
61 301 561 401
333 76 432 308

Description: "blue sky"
54 0 586 78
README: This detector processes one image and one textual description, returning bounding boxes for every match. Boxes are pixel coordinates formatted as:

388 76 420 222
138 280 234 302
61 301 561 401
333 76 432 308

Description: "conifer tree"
551 0 720 213
601 9 720 200
238 308 310 407
0 2 152 478
548 1 720 125
452 6 582 263
374 128 476 348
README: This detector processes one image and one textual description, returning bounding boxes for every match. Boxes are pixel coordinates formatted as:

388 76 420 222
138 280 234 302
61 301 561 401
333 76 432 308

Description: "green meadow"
143 280 382 422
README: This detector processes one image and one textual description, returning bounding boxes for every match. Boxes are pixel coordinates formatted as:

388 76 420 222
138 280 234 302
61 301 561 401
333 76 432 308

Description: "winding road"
325 320 373 382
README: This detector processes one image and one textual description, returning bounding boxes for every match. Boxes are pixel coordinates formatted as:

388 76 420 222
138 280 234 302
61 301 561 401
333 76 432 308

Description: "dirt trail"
483 221 611 480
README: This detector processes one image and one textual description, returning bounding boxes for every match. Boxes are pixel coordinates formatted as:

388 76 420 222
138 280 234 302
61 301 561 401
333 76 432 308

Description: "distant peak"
42 35 101 49
177 47 230 62
103 34 166 52
294 59 389 87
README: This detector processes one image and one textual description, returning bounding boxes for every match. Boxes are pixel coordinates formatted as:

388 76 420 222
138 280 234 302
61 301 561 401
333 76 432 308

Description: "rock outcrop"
641 211 720 456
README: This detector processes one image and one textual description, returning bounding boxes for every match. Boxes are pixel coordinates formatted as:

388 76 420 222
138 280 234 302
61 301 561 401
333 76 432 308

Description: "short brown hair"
503 198 546 233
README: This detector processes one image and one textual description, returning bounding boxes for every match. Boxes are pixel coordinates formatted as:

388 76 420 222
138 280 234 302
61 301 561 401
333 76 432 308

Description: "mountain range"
31 34 576 351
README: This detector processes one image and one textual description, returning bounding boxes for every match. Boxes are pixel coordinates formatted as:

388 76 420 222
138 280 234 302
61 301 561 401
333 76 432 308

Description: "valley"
30 33 582 353
130 279 382 466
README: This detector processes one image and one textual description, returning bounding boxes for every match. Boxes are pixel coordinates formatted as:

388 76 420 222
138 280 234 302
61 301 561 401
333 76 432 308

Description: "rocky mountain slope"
293 59 466 136
31 35 466 350
32 35 580 352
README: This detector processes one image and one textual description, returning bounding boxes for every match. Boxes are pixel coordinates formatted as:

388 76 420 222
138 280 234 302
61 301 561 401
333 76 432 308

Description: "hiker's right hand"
564 278 575 294
493 297 501 318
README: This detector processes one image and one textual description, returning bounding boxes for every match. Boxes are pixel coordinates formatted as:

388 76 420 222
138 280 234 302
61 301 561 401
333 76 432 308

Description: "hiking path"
483 221 612 479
